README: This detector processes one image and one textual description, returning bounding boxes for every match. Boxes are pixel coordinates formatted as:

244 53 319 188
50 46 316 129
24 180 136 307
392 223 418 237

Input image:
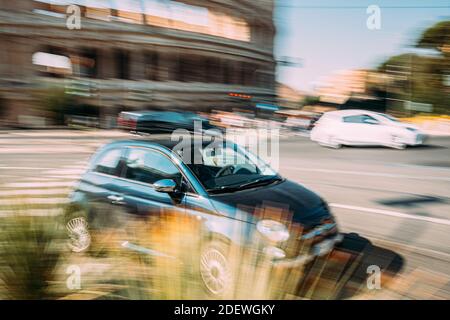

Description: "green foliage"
376 20 450 115
38 89 100 125
416 20 450 54
0 214 64 299
302 95 320 106
39 88 75 125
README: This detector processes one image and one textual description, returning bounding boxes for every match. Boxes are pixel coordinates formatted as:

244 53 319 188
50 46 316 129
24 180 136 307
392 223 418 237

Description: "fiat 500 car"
66 136 342 296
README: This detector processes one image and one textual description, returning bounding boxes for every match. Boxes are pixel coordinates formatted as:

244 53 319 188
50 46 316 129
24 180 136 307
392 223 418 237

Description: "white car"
310 110 426 149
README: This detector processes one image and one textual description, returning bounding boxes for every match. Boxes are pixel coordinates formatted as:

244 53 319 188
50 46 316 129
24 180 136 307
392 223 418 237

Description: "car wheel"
319 135 342 149
389 135 406 150
199 239 234 297
66 215 91 253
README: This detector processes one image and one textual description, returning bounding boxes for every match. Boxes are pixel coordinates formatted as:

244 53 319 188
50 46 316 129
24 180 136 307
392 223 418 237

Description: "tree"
416 21 450 56
376 21 450 115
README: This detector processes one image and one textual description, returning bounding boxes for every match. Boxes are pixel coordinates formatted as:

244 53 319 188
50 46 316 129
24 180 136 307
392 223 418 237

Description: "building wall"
0 0 276 124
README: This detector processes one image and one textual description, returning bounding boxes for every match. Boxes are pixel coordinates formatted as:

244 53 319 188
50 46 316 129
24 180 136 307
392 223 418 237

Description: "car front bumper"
403 132 427 146
270 233 344 269
411 133 427 145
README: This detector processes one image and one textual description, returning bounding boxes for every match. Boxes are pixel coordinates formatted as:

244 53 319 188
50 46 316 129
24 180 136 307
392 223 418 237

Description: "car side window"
124 148 183 186
343 115 364 123
361 115 379 124
93 148 123 176
342 115 378 124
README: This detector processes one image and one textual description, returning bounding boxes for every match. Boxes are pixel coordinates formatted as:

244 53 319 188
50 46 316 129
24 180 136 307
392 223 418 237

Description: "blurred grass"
0 204 399 300
66 210 313 300
0 210 65 299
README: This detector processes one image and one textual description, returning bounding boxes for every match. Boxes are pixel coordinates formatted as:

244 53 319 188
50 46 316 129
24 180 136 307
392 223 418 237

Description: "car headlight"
263 246 286 260
406 127 417 132
256 220 290 242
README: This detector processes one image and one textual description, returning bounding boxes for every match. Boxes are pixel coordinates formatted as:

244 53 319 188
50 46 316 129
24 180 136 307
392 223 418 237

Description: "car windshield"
178 143 281 193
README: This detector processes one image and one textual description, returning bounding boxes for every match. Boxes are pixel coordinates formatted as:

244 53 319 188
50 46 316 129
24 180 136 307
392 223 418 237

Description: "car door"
340 115 367 144
340 114 381 145
116 146 189 217
358 114 386 144
116 146 208 254
77 146 128 229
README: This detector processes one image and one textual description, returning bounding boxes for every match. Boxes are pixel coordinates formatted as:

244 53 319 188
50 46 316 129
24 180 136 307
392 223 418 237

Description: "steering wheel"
215 165 235 178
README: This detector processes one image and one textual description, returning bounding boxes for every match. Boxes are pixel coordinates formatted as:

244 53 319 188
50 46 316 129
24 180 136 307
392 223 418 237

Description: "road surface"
0 130 449 299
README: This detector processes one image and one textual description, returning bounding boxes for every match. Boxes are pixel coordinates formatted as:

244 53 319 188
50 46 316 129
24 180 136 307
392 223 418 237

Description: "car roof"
324 109 380 118
106 136 225 152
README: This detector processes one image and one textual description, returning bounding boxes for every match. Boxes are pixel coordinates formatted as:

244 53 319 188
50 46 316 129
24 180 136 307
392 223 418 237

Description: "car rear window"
342 115 377 123
343 115 364 123
93 148 123 176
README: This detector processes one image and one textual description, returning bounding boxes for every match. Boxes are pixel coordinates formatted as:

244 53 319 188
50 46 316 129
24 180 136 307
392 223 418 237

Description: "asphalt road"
0 130 449 298
277 136 450 299
278 136 450 255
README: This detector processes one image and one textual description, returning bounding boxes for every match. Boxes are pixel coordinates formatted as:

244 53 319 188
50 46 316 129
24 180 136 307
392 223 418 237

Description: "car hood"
389 121 420 131
208 179 331 227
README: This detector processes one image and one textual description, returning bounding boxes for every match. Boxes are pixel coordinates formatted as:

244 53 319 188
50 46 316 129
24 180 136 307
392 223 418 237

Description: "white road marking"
0 188 70 196
0 161 83 213
46 176 80 180
0 147 93 154
330 203 450 226
0 167 55 170
16 177 68 182
61 165 87 170
287 167 450 182
1 181 75 188
0 208 63 217
44 169 85 175
0 197 68 205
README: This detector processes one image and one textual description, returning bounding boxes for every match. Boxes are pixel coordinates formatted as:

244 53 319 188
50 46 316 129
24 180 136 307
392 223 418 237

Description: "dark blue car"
66 135 342 296
117 110 218 134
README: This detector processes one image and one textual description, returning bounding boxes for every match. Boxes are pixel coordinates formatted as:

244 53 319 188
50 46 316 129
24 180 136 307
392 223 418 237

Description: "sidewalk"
0 129 133 139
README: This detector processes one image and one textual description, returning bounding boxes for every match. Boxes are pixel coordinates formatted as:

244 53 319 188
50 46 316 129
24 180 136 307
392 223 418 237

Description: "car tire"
319 135 342 149
389 135 406 150
198 239 235 298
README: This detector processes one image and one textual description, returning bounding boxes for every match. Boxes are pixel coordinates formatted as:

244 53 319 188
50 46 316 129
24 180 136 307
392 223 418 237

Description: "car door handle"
107 194 125 205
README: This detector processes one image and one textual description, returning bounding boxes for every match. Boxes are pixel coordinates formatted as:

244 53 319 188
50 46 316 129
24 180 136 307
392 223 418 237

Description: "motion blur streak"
0 0 449 300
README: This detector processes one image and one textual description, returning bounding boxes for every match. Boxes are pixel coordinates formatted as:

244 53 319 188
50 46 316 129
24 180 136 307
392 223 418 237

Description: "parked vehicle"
117 110 218 134
66 135 342 296
276 110 320 132
310 109 426 149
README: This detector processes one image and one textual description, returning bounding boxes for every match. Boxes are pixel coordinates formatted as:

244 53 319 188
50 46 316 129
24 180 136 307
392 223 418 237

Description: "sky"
274 0 450 93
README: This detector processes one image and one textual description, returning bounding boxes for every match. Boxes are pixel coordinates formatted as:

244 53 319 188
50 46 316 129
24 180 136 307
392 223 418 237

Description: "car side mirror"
153 179 177 193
